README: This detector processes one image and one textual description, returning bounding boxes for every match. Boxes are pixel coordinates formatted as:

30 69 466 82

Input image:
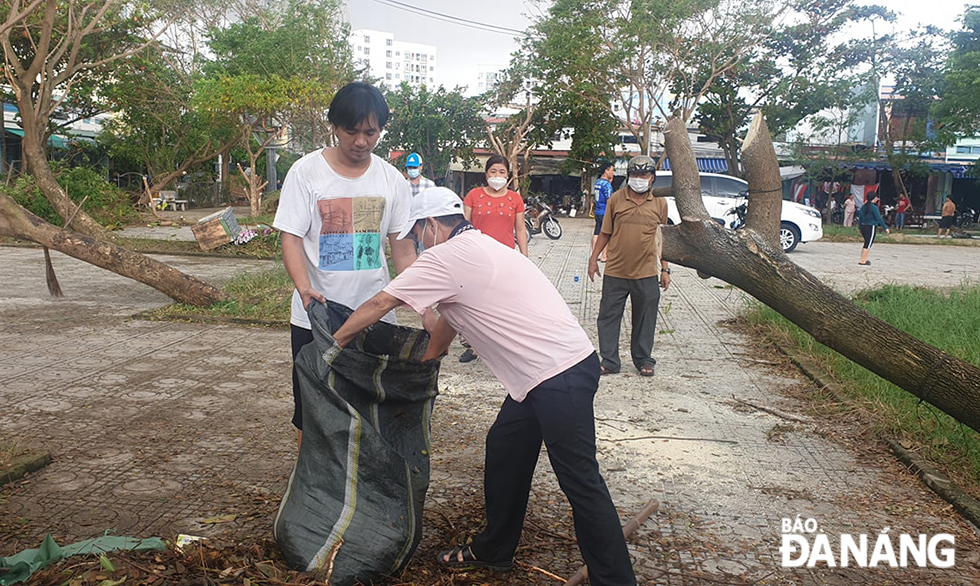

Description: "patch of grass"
746 283 980 485
0 436 22 471
117 230 282 259
141 265 293 324
820 223 980 245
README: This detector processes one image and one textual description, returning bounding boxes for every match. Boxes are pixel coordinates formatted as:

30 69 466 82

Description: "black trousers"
470 353 636 586
597 275 660 373
290 325 314 430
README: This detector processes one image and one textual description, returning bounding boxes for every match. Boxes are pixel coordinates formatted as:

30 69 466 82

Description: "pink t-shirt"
383 230 594 402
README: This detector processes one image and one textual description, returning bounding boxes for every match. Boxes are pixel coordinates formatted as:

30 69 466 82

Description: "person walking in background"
843 193 856 227
939 196 956 238
587 155 670 377
894 193 911 231
592 162 614 262
273 81 416 446
405 152 435 197
858 194 889 265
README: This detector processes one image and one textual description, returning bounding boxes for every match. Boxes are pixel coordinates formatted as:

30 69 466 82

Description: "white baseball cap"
396 187 465 240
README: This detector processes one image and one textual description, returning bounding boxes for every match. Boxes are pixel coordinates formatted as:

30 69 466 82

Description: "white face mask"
407 167 421 179
628 177 651 193
487 176 508 191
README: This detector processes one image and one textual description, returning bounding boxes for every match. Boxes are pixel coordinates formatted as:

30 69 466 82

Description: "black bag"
274 300 439 585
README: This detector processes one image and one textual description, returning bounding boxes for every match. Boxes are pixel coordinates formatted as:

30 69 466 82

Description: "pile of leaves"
25 533 579 586
27 539 318 586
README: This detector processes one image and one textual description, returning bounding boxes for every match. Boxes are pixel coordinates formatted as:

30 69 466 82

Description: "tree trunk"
662 113 980 434
220 144 232 202
238 161 266 218
0 194 226 306
19 116 112 240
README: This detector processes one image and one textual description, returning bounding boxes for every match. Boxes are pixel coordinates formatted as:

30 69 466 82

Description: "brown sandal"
436 545 513 572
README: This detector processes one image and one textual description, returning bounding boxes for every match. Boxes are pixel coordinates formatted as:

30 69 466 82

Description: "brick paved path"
2 223 980 584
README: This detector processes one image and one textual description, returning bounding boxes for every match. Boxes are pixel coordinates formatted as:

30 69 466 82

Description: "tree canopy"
377 83 485 182
935 7 980 139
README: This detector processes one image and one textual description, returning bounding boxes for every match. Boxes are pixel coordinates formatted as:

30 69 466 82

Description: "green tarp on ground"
0 534 166 585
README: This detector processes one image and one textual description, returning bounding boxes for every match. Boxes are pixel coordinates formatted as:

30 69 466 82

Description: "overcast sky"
345 0 975 91
345 0 536 90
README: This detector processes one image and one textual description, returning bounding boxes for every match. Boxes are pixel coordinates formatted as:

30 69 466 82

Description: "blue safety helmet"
406 152 422 168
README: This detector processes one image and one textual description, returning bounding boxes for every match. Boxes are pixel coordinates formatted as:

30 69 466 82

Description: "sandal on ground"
639 364 655 377
459 348 478 363
858 261 871 266
600 365 620 375
436 545 513 572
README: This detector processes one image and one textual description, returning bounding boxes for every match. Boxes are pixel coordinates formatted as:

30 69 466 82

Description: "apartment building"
349 29 437 88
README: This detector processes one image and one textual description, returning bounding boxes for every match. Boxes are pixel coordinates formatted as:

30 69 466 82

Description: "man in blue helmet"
405 152 435 197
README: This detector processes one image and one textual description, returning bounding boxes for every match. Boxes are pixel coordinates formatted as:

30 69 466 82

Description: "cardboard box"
191 207 242 251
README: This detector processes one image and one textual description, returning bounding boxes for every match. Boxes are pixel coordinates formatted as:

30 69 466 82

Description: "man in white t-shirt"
332 187 636 586
273 82 417 445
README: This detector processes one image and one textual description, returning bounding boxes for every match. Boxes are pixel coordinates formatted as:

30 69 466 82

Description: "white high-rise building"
461 64 507 97
349 29 437 89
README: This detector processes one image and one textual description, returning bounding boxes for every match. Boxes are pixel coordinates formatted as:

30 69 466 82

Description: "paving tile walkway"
2 220 980 584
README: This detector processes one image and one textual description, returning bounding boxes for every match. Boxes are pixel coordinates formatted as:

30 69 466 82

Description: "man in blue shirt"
593 162 614 262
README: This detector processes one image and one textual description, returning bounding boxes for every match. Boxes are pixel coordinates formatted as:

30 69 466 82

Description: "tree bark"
0 194 226 306
740 115 782 252
662 113 980 434
19 115 112 240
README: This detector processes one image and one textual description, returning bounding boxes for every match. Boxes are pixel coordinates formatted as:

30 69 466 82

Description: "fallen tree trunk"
0 194 226 306
661 114 980 434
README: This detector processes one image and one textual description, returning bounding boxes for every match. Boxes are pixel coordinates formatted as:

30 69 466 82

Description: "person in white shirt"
332 187 637 586
273 82 417 446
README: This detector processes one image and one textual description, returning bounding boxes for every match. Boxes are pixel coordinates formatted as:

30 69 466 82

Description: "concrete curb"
129 310 288 328
776 340 980 530
0 450 52 487
887 439 980 530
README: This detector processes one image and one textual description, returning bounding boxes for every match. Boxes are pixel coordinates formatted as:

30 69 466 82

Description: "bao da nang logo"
780 517 955 568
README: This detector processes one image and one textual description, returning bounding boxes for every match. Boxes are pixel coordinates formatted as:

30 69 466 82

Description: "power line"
368 0 524 36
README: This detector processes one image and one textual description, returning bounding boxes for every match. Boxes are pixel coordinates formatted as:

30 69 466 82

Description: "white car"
654 171 822 253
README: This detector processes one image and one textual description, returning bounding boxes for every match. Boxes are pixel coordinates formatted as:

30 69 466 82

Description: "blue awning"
662 158 729 173
3 127 72 149
849 161 967 178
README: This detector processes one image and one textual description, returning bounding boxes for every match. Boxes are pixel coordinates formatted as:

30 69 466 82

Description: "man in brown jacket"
587 155 670 377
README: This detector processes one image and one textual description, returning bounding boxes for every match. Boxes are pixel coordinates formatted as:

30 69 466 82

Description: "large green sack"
274 300 439 585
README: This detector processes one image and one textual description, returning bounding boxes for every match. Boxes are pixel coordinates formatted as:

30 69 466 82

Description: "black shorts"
940 216 954 229
594 214 604 235
290 325 314 429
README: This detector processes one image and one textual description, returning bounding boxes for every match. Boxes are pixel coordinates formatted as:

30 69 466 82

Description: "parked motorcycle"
524 196 562 240
954 206 977 229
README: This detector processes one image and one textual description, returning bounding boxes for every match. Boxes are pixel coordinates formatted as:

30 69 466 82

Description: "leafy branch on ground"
744 282 980 498
139 266 293 324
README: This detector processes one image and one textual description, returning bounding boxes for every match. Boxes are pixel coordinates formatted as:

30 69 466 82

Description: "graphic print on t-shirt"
317 197 385 271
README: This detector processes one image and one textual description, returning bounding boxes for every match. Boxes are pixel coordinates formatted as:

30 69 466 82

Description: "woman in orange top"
464 155 529 256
